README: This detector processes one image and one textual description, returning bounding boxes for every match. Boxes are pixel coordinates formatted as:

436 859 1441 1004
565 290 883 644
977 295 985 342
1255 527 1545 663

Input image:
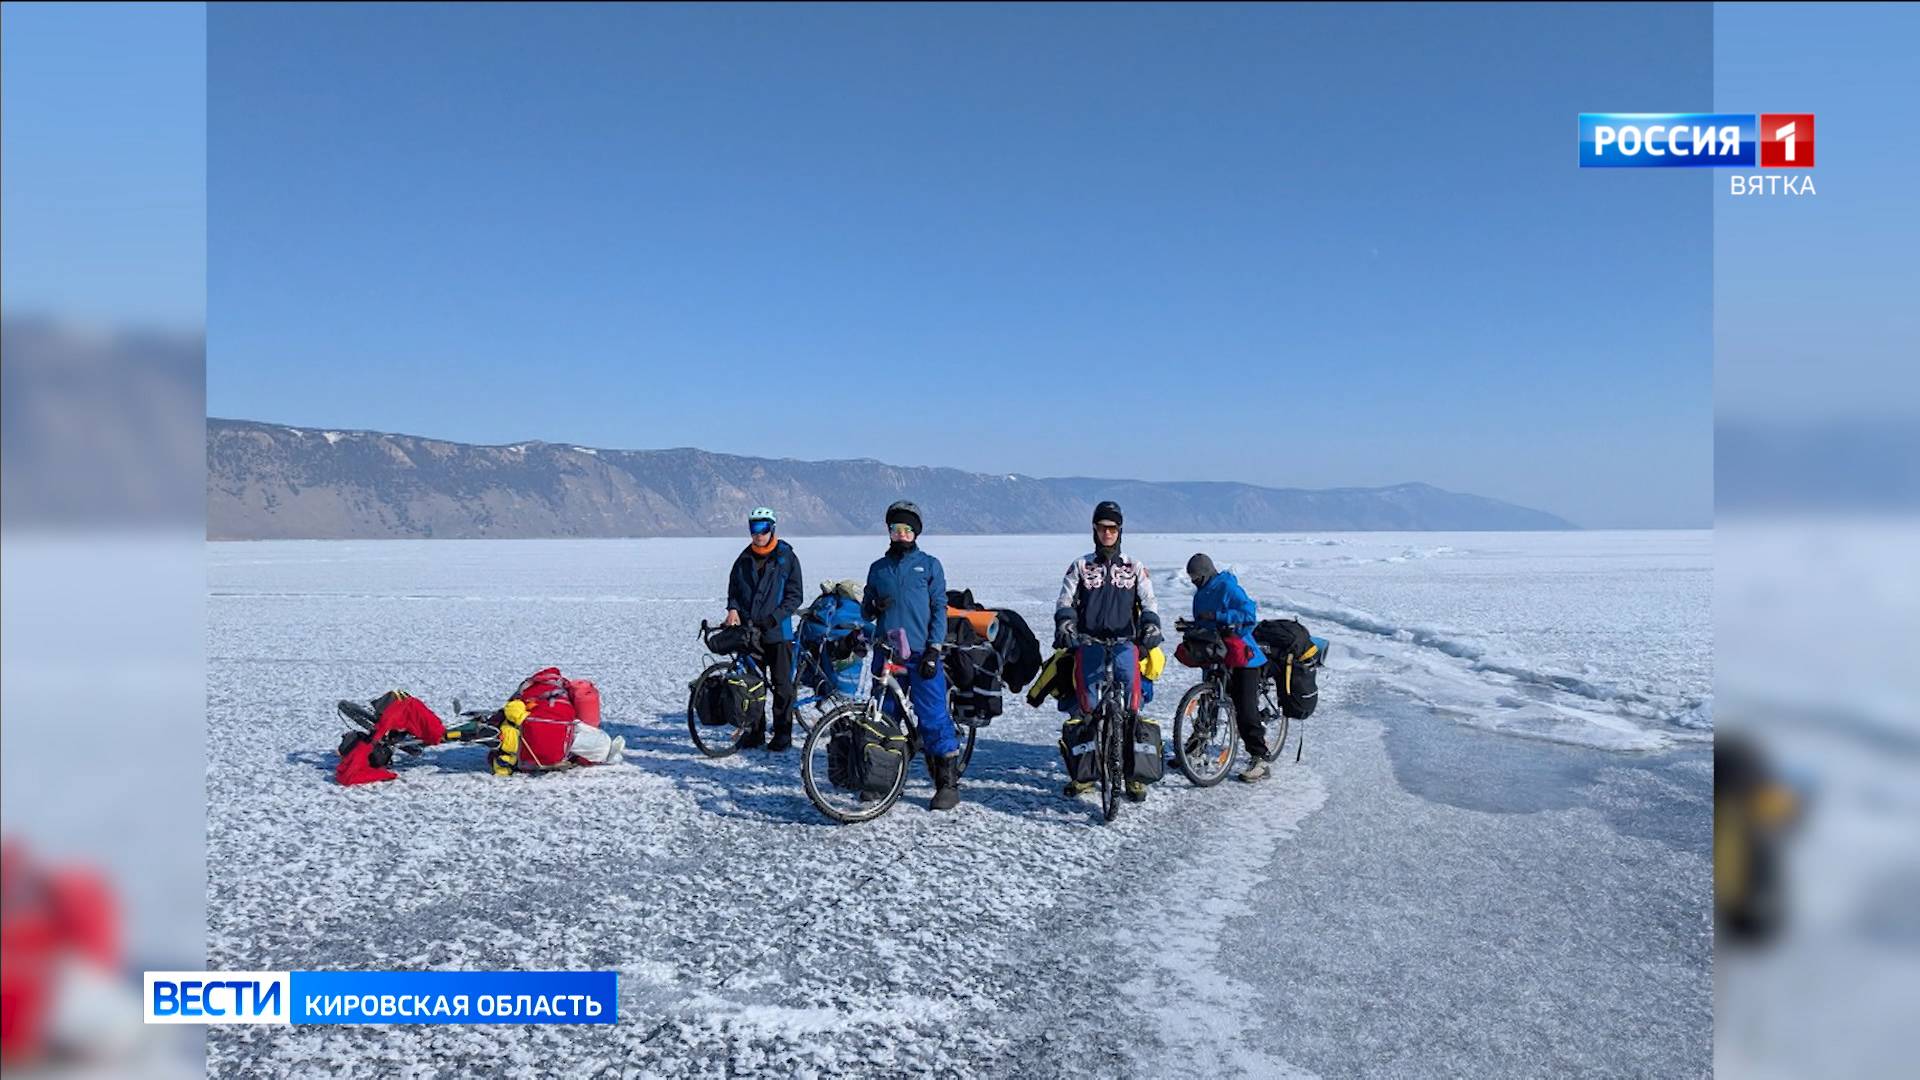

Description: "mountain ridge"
207 418 1577 539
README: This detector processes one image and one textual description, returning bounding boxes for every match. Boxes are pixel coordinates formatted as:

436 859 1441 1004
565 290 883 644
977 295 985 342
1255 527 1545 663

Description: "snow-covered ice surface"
206 532 1711 1078
1713 518 1920 1078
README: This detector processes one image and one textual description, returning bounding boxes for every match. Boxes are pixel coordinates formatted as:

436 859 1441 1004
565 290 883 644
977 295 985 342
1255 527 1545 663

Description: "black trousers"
757 638 796 740
1229 666 1268 758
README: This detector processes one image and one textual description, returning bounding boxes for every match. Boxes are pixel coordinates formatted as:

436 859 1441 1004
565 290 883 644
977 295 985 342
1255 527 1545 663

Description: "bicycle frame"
863 638 920 741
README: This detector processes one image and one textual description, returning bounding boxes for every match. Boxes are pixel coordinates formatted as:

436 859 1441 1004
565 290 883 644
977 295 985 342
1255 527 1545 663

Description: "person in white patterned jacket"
1053 500 1163 802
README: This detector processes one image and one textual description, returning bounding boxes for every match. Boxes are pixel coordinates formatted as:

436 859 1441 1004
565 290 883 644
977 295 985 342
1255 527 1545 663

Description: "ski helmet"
1092 501 1124 528
885 500 923 535
748 507 777 537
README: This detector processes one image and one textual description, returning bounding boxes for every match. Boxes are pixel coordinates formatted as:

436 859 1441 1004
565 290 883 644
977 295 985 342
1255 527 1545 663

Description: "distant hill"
207 418 1576 539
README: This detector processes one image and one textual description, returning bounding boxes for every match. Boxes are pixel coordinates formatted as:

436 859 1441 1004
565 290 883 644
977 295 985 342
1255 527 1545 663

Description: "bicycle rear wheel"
1258 682 1291 763
801 703 907 824
687 660 752 758
949 681 978 776
1173 682 1239 787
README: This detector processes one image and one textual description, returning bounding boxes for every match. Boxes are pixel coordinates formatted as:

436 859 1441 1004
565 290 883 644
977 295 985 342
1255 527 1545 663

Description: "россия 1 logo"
1579 112 1815 195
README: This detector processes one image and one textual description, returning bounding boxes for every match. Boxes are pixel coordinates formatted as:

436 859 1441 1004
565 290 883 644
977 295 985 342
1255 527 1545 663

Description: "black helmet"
1092 500 1123 528
885 500 923 534
1186 553 1217 586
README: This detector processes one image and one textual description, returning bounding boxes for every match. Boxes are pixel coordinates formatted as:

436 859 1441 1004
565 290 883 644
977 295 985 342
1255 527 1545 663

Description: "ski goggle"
888 522 916 540
749 520 774 536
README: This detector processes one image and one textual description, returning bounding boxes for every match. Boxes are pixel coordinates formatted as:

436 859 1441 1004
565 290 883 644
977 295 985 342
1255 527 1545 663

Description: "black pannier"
840 714 906 791
1058 714 1099 783
1128 716 1166 784
1254 618 1322 720
693 666 768 728
826 713 908 795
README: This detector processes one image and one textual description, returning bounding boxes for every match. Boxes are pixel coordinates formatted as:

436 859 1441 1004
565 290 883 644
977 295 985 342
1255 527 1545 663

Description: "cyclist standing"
863 501 962 812
1185 552 1274 780
1055 501 1163 801
725 507 804 751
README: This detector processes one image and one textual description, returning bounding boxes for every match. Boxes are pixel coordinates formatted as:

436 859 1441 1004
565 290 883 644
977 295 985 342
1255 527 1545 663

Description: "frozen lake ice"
206 531 1712 1077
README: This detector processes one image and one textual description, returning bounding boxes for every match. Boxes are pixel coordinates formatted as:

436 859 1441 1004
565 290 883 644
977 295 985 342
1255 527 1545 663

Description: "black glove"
917 648 943 681
1054 618 1077 650
1139 623 1164 651
871 593 892 614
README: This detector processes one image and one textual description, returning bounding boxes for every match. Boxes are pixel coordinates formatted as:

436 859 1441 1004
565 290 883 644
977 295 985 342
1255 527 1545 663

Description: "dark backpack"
1254 619 1323 720
945 589 1042 693
945 641 1005 727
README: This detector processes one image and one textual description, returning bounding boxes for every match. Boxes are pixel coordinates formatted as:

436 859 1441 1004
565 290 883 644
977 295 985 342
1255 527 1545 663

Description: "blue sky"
2 2 205 329
1714 2 1919 424
207 3 1717 527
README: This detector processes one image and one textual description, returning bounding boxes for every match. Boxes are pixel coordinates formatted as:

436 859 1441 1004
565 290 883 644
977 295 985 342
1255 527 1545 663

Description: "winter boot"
1062 780 1094 798
928 753 960 812
1238 759 1271 783
767 717 793 753
1125 780 1149 803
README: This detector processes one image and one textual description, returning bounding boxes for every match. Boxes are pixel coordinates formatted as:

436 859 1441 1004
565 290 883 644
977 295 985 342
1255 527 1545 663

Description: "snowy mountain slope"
206 418 1577 539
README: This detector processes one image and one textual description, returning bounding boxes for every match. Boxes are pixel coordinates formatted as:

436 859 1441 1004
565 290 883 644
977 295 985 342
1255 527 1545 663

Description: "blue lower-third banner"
145 970 619 1024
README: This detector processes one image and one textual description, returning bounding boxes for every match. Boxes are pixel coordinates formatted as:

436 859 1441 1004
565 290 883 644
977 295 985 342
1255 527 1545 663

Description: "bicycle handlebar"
698 619 761 651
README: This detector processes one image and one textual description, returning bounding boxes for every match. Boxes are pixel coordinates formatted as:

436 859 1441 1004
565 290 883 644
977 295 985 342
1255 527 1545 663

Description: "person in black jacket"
725 507 804 750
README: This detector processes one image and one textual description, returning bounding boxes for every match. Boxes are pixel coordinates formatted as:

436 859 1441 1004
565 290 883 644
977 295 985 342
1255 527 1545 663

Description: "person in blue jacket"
863 500 961 811
1186 552 1275 781
725 507 804 751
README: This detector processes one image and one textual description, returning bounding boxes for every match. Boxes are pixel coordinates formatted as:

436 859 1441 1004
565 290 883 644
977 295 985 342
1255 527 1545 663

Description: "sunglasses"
749 520 774 535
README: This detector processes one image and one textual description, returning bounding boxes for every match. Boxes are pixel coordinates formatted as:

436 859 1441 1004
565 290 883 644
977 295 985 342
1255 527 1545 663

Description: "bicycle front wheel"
1099 707 1124 823
801 703 906 824
1174 682 1240 787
